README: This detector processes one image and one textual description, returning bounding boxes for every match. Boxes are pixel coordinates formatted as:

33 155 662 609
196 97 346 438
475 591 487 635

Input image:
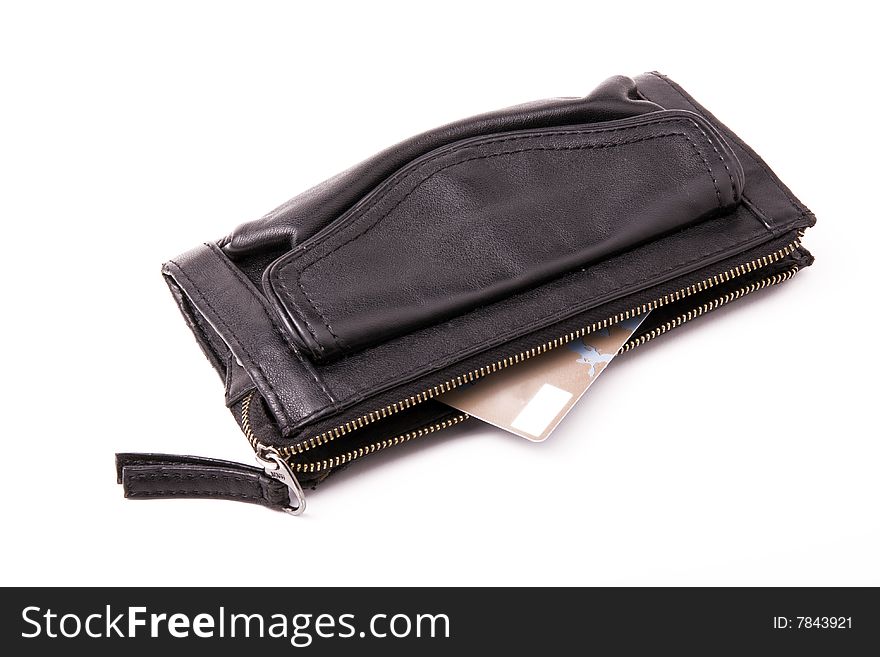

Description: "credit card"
439 313 649 441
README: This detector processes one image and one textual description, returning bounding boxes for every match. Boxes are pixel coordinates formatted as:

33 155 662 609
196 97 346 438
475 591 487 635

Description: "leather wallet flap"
151 72 815 498
264 110 743 363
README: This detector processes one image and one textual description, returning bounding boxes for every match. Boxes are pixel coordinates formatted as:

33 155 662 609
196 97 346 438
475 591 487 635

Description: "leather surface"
160 72 816 449
633 73 814 231
162 242 337 434
286 231 811 447
223 75 662 257
286 206 787 425
265 110 743 361
115 453 290 510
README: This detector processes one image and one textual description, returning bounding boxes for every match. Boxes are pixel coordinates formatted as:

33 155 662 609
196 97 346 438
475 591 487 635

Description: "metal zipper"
243 392 469 476
291 413 470 475
243 236 803 476
619 266 798 353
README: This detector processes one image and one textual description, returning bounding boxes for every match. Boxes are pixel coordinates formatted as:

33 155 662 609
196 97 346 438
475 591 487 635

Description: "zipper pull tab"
254 448 307 515
115 452 306 515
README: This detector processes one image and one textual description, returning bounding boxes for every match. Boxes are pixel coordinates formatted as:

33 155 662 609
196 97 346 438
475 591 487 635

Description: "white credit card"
439 314 649 441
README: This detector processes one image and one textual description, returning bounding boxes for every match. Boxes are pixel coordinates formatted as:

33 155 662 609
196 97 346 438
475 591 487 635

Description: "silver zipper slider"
256 449 307 515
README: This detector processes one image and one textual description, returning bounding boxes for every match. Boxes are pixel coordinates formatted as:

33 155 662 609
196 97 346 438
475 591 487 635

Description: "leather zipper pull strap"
115 452 305 514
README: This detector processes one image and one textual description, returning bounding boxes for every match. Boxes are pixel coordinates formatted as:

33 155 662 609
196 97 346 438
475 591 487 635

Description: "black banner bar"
3 587 876 654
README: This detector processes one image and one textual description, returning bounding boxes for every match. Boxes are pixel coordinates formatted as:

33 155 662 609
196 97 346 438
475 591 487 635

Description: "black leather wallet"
116 72 815 514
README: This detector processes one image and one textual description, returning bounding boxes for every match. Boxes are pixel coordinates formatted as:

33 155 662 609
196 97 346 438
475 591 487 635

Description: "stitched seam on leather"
127 473 264 502
333 223 791 404
282 116 720 253
129 491 263 500
286 130 723 349
121 459 171 469
120 458 250 470
271 116 729 354
270 117 719 299
130 492 259 499
168 258 293 428
206 244 335 403
276 277 333 357
646 72 811 224
131 473 253 482
681 116 737 200
647 74 746 209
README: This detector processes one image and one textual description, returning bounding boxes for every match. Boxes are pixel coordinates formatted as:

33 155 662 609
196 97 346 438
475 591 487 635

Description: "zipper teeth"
274 237 802 458
284 264 798 473
239 260 800 476
619 266 799 353
241 244 803 471
291 413 469 474
240 391 259 451
240 260 800 473
242 388 469 472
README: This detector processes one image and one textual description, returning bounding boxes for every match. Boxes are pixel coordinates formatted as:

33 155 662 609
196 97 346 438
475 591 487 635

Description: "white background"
1 1 877 586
